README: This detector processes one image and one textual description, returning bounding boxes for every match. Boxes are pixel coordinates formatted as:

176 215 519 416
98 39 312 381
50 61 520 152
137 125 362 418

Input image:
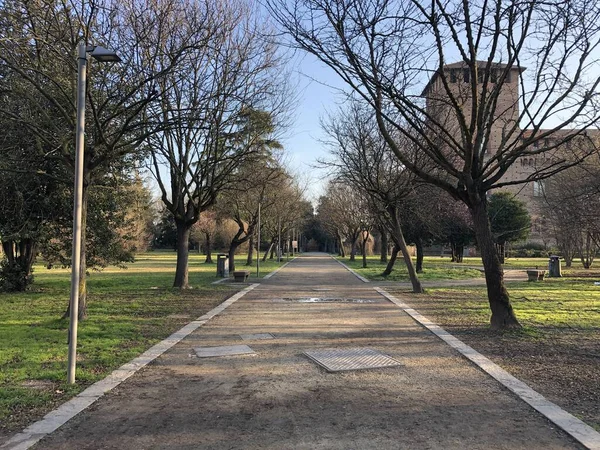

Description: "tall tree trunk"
228 224 254 273
246 234 254 266
337 231 345 257
361 232 369 268
415 236 424 274
228 242 239 273
382 245 399 276
470 198 520 329
173 221 192 289
349 231 359 261
204 232 213 264
450 242 457 262
263 240 274 262
388 208 423 293
456 245 464 263
496 243 506 264
379 228 388 263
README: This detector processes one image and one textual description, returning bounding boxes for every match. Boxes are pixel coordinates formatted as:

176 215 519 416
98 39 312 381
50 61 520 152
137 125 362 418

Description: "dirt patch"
394 289 600 431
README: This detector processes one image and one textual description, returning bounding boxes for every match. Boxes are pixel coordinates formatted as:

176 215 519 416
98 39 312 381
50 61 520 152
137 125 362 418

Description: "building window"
450 69 457 83
463 69 470 83
533 180 545 197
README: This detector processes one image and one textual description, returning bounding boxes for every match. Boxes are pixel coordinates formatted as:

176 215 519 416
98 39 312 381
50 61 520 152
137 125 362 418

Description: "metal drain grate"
194 345 255 358
280 297 376 303
304 348 402 372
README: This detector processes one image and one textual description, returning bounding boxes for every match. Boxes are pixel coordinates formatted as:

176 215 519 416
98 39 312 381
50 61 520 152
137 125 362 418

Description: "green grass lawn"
338 255 483 281
0 252 284 437
338 254 600 282
424 279 600 330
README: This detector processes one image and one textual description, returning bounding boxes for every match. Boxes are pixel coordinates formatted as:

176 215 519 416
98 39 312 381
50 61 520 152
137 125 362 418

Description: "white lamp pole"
256 202 261 278
68 43 120 385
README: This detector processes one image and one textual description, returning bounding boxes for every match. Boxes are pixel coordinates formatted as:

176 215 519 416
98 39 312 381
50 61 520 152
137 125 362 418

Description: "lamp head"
88 45 121 63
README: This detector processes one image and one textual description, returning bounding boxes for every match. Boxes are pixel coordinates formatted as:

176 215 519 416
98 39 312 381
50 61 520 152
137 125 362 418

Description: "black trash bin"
217 254 229 278
548 255 562 277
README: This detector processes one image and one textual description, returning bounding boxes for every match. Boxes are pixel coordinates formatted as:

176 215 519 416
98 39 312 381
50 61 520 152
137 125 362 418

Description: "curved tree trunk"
379 228 388 263
173 221 192 289
382 245 399 276
389 209 423 293
415 236 424 274
470 198 520 329
263 240 274 261
246 234 254 266
395 232 424 293
228 243 239 273
228 223 254 273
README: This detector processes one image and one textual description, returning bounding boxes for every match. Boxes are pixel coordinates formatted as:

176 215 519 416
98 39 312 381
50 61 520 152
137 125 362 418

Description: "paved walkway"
28 255 580 449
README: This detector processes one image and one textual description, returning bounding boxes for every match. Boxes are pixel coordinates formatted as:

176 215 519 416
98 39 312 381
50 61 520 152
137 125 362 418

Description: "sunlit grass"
413 278 600 331
337 255 483 281
0 252 283 435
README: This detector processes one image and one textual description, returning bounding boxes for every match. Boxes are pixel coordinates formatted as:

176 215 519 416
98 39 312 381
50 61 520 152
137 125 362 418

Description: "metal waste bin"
548 255 562 277
217 254 229 278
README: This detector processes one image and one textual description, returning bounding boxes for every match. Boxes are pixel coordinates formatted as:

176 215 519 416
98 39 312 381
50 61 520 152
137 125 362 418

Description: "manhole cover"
280 297 376 303
239 333 274 341
304 348 402 372
194 345 255 358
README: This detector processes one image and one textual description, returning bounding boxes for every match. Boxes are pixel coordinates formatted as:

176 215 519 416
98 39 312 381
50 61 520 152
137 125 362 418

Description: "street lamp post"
256 202 261 278
68 43 121 385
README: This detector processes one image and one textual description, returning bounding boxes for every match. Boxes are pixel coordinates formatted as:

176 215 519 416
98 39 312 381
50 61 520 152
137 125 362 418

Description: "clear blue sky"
281 52 349 205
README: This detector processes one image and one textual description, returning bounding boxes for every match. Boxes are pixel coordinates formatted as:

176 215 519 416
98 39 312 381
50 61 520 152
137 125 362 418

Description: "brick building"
423 61 600 244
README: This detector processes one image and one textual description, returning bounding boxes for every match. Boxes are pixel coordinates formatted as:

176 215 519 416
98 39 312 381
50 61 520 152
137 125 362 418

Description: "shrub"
0 259 34 292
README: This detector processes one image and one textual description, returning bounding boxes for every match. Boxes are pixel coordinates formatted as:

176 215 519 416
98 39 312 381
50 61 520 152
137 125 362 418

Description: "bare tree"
259 178 310 261
542 159 600 268
218 157 289 273
146 1 290 288
321 101 424 292
193 209 218 263
317 182 366 261
268 0 600 328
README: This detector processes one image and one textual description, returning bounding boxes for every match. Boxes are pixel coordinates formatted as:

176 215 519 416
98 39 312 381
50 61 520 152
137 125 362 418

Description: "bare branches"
268 0 600 205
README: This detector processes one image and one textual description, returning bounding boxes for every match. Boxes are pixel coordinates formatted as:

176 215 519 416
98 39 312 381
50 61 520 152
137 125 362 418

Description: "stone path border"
375 287 600 450
332 256 370 283
1 284 259 450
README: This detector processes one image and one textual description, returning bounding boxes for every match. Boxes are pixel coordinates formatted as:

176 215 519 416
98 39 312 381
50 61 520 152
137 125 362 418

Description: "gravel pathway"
30 254 580 449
